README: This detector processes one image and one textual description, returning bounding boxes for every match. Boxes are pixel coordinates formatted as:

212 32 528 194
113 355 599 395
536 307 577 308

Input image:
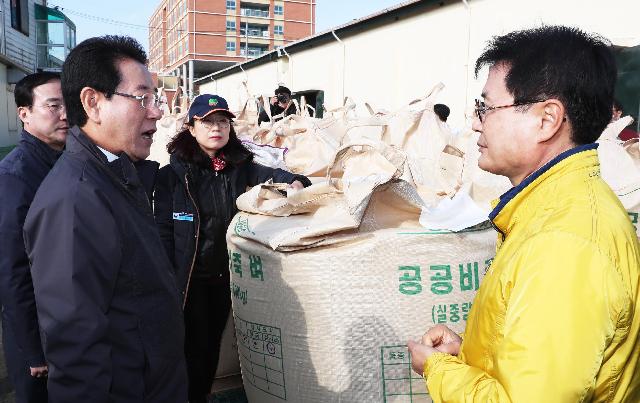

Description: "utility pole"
244 16 248 61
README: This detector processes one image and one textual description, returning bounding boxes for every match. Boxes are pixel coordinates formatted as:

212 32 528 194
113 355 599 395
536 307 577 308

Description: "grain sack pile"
227 126 504 402
148 85 510 402
148 85 640 401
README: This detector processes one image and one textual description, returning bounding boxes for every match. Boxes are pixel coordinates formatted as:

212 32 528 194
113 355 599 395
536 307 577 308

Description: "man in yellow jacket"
408 25 640 402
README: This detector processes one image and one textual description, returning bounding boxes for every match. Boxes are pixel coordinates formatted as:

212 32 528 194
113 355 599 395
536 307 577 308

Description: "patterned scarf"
211 153 226 172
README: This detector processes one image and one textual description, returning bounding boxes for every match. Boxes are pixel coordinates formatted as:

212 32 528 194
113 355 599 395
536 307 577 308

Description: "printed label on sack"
234 215 256 236
381 345 431 403
235 316 286 400
397 259 492 326
229 251 265 281
397 259 492 297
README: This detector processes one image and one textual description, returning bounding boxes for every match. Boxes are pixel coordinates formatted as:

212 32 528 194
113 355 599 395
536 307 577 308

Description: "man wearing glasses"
23 36 187 402
409 26 640 401
0 72 67 403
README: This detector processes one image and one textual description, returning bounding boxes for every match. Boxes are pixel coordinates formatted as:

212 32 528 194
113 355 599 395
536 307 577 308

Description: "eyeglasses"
474 98 545 123
33 103 65 114
198 118 231 129
114 91 166 109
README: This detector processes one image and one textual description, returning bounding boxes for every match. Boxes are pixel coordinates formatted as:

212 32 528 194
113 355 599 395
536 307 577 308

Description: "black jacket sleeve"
0 174 45 367
246 161 312 188
153 166 176 268
257 109 270 125
24 181 122 403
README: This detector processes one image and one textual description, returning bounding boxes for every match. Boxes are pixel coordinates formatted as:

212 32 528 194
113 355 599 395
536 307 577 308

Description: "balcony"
239 47 267 57
239 28 269 38
240 8 269 18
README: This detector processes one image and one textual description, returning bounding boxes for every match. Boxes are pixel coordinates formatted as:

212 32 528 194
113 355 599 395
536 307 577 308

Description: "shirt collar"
97 146 119 162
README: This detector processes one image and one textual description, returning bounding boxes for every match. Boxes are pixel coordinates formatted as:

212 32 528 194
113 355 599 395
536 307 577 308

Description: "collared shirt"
97 146 119 162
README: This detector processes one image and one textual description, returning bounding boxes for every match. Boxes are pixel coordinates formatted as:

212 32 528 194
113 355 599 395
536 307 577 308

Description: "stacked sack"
149 86 189 167
598 115 640 239
225 84 510 402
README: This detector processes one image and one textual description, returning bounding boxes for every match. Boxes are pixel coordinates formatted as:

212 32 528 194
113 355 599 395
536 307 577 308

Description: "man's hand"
408 325 462 376
423 324 462 355
408 340 438 376
30 365 48 378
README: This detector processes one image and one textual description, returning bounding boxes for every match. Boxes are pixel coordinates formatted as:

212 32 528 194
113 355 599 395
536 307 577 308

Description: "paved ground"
210 374 248 403
210 387 248 403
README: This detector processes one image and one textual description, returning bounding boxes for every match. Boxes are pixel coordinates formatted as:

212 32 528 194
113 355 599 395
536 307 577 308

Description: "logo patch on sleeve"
172 212 194 222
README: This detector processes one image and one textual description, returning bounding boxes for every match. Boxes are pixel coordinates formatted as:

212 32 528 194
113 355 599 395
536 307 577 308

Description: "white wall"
0 0 39 146
3 0 38 73
199 0 640 130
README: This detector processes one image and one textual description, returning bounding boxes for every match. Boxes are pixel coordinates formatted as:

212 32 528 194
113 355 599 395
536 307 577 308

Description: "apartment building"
148 0 315 96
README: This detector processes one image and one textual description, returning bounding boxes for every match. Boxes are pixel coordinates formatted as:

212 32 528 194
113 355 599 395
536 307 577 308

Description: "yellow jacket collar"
489 143 599 238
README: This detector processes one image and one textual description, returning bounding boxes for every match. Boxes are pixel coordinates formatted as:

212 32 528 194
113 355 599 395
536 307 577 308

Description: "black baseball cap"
275 86 291 96
188 94 236 121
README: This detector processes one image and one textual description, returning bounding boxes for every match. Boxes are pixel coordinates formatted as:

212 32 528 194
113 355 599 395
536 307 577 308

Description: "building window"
274 5 283 15
35 4 76 70
11 0 29 35
226 0 235 10
226 41 236 51
274 25 283 35
226 20 235 32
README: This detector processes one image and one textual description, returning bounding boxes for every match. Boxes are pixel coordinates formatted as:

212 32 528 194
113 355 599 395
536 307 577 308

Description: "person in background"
257 85 298 125
408 25 640 402
23 36 187 403
154 94 310 403
0 72 67 403
612 99 639 141
434 103 450 123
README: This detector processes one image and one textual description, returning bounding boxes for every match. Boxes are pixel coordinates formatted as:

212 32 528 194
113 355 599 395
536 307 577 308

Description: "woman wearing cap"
153 94 311 403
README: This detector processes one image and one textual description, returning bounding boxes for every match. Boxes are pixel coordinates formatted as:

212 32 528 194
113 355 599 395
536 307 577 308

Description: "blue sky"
48 0 403 51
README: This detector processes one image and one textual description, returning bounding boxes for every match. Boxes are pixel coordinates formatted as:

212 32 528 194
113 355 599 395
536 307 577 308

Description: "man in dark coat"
23 36 187 403
0 72 67 403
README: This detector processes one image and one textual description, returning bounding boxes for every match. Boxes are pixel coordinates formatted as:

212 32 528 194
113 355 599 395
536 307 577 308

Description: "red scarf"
211 153 226 172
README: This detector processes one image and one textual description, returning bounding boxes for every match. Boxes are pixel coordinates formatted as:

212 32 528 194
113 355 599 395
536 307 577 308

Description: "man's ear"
538 99 565 143
17 106 29 125
80 87 101 124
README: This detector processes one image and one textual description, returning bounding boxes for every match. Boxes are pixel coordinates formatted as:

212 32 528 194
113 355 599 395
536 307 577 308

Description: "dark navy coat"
23 126 187 403
0 130 60 367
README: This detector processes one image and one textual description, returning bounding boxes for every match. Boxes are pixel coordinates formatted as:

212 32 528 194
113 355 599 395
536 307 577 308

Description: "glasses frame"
32 103 65 114
197 118 231 129
114 91 164 109
474 98 546 123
